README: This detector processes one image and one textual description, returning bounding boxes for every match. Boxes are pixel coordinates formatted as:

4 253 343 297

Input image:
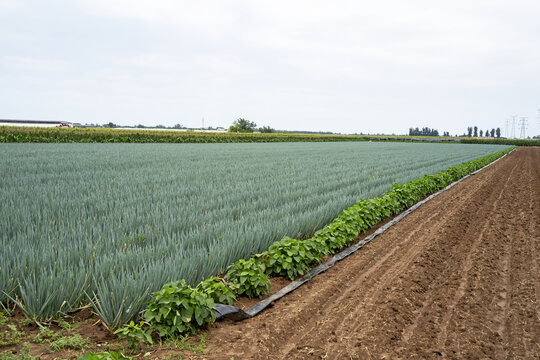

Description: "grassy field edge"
2 126 537 145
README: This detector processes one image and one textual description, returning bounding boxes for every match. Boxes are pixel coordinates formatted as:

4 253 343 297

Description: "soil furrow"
274 164 505 359
435 159 520 357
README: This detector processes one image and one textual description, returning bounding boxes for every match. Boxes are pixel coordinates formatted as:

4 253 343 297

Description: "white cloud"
76 0 240 38
0 0 23 11
1 56 71 72
1 0 539 135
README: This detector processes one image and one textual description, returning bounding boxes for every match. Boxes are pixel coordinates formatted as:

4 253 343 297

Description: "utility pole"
519 117 527 139
505 117 510 138
511 115 517 139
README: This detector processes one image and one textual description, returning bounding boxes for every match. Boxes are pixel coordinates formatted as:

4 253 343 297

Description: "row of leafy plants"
103 146 514 352
3 126 530 144
460 137 540 146
0 127 373 143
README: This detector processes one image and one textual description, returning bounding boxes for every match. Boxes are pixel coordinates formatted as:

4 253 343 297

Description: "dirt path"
185 147 540 360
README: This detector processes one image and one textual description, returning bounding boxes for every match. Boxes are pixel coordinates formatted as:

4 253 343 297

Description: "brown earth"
187 147 539 359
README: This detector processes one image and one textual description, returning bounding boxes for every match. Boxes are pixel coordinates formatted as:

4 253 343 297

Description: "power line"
519 117 527 139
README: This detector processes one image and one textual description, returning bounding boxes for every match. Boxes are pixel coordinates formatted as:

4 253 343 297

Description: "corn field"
0 142 509 323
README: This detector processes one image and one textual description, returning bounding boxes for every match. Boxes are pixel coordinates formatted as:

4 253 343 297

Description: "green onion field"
0 142 509 323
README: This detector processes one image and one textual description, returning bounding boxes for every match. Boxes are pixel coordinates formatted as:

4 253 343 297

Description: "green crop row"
126 146 514 339
6 126 536 145
0 127 372 143
460 138 540 146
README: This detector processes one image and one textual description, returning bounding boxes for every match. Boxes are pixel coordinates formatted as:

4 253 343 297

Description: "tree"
228 118 257 133
496 128 501 138
259 126 275 133
490 128 495 137
485 130 489 137
467 127 473 137
173 124 184 129
479 130 483 137
473 126 478 137
409 127 439 136
103 122 118 128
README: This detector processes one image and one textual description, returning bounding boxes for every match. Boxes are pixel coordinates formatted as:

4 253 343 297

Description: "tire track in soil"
434 159 520 357
531 149 540 358
392 158 519 359
502 148 540 359
182 148 539 360
352 152 521 360
281 206 453 359
432 161 521 359
317 169 512 360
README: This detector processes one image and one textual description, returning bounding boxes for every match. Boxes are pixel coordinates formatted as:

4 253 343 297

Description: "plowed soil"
191 147 539 359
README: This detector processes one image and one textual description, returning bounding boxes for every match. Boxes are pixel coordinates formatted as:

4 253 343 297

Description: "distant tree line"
408 127 443 137
465 126 501 138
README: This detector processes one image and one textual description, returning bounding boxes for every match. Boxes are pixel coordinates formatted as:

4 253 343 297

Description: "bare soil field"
192 147 539 359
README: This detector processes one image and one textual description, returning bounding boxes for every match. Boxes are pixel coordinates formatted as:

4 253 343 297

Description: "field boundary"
2 126 538 145
214 148 516 321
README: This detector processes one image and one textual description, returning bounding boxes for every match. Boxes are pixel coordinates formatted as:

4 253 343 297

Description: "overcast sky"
1 1 539 136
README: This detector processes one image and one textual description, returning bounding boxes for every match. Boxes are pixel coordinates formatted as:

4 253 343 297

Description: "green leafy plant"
48 334 88 352
144 280 215 337
32 326 61 344
264 237 317 280
302 236 332 259
0 325 23 346
162 355 183 360
195 277 236 305
78 351 132 360
312 221 350 252
0 342 38 360
17 318 34 328
224 259 270 299
0 311 7 326
113 321 152 354
162 333 206 355
55 317 72 331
